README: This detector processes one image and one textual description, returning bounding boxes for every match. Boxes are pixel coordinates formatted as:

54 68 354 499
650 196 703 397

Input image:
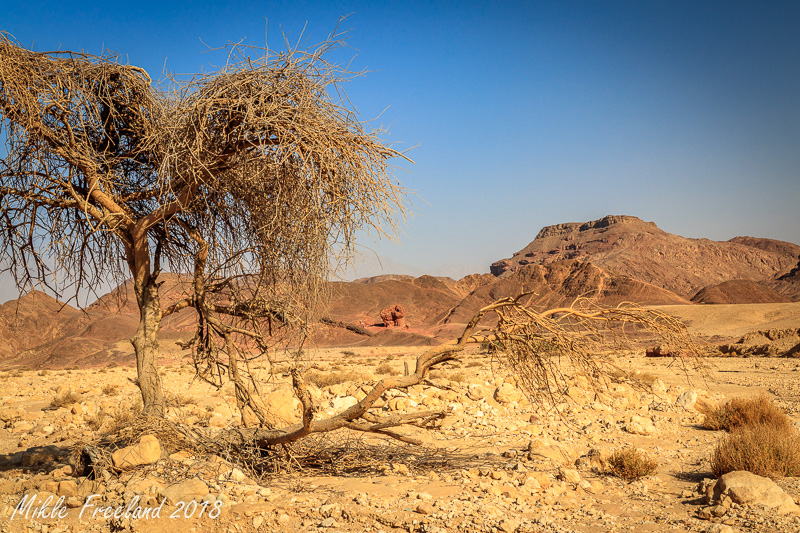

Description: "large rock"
708 471 799 514
111 435 161 470
494 383 524 404
261 385 301 426
380 304 407 328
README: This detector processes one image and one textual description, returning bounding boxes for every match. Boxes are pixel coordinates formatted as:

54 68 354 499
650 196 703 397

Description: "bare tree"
0 28 407 416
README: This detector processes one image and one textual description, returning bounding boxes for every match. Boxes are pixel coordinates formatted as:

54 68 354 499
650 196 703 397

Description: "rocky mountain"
491 215 800 300
2 215 797 368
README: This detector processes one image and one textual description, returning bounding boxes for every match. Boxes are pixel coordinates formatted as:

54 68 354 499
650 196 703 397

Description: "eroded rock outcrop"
380 304 407 328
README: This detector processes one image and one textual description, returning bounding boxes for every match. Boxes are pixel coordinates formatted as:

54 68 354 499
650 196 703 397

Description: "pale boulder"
111 435 161 470
675 390 698 410
709 471 799 514
625 415 657 436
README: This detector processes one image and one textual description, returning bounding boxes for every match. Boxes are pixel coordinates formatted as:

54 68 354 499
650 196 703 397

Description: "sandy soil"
0 304 799 532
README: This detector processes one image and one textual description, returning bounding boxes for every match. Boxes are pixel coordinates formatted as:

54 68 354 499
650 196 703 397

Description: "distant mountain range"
1 215 797 368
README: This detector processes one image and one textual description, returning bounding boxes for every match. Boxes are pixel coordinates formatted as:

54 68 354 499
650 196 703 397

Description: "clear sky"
1 1 799 300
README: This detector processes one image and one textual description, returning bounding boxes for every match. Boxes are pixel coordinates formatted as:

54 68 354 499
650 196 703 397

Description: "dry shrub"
711 423 800 478
373 363 396 375
703 394 792 431
50 391 83 409
86 399 143 433
102 384 119 396
606 448 657 481
447 372 467 383
305 369 373 388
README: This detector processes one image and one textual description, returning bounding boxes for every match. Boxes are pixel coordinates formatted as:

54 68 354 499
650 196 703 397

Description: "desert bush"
702 394 792 431
102 384 119 396
305 370 373 388
606 448 658 481
50 390 83 409
87 399 143 433
447 372 467 383
341 350 356 358
373 363 396 375
38 369 49 376
711 423 800 478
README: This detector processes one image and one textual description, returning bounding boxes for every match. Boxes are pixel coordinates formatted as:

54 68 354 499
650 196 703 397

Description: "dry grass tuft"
705 394 800 478
305 369 373 388
702 394 792 432
85 398 142 433
606 448 658 481
711 423 800 478
101 384 119 396
447 372 467 383
373 363 396 375
50 391 83 409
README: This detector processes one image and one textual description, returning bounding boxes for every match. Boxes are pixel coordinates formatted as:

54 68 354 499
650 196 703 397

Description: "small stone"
319 503 342 519
675 390 698 409
392 463 410 476
320 517 337 528
558 468 581 484
415 503 433 515
64 496 83 508
161 477 209 504
498 518 520 533
57 480 78 498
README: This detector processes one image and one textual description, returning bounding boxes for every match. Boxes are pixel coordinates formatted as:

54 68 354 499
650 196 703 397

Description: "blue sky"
2 1 799 296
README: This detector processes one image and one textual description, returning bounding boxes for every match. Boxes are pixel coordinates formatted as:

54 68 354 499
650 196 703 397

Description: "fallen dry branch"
188 294 702 460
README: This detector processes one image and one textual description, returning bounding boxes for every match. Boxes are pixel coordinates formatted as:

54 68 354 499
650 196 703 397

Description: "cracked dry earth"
1 347 800 533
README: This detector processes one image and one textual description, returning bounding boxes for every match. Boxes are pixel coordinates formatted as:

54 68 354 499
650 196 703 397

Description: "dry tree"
0 26 407 416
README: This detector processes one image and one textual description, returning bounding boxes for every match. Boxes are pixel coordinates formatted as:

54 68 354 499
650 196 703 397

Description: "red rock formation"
380 304 407 328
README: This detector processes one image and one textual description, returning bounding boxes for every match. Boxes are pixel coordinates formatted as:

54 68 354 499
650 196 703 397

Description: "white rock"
625 415 657 435
675 390 698 409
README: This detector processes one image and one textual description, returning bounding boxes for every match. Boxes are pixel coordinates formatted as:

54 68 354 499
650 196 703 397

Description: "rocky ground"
1 346 800 533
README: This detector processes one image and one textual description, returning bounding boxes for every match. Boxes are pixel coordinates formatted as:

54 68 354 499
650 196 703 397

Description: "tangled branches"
0 27 408 415
455 294 704 407
179 294 703 460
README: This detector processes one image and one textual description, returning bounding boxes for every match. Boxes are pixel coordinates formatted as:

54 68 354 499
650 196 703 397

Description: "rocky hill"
491 215 800 300
2 215 798 369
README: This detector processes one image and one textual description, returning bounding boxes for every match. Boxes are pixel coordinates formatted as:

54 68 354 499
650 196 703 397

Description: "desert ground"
1 302 799 533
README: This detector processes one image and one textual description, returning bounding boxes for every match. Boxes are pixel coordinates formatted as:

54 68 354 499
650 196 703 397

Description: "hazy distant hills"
1 214 798 368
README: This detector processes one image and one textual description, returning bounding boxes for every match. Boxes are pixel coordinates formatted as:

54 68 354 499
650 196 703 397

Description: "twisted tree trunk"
131 275 165 417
